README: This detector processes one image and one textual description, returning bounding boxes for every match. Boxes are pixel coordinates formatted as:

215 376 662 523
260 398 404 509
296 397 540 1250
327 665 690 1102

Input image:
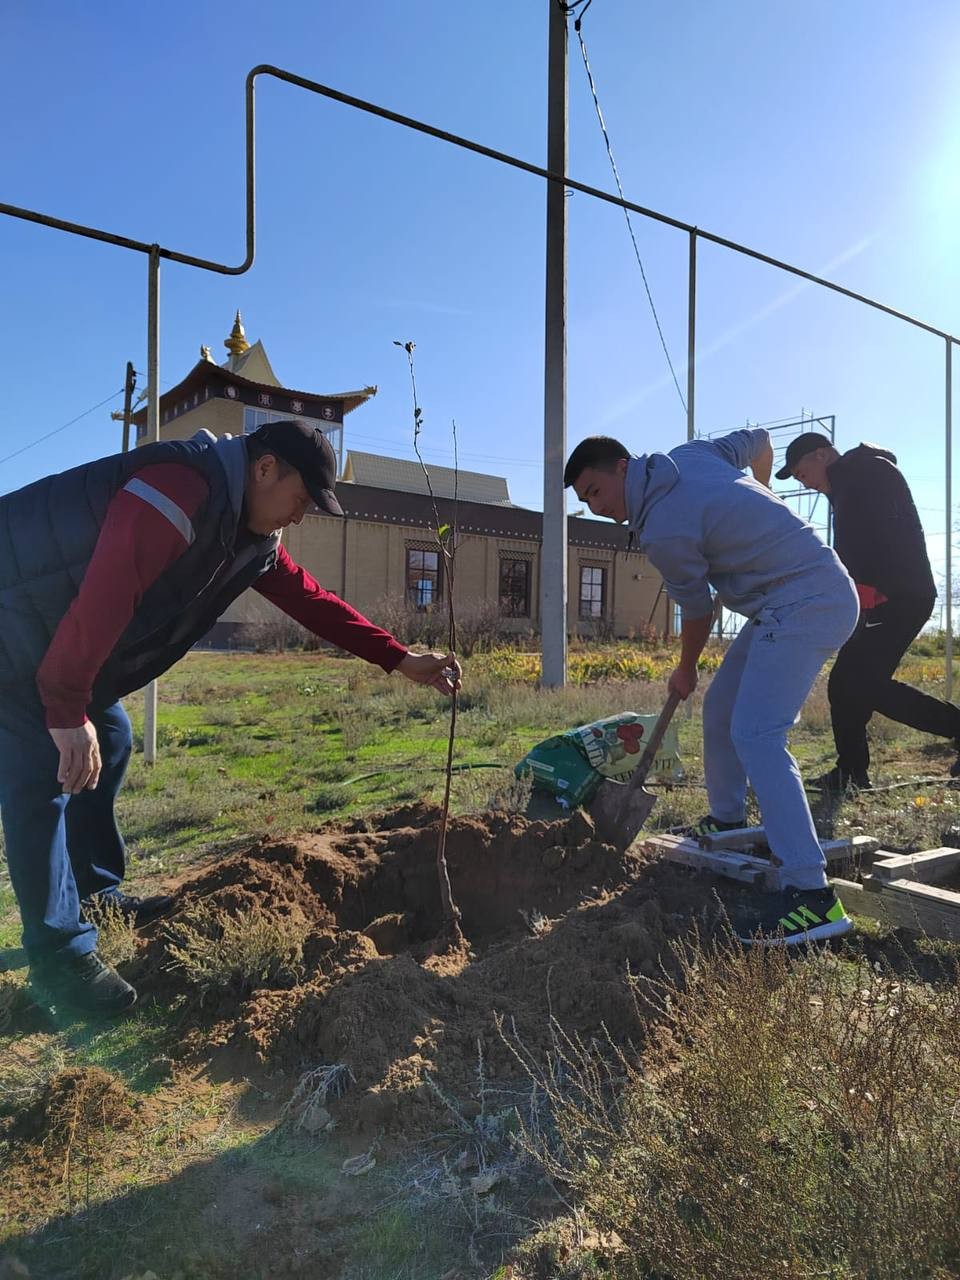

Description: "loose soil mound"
12 1066 137 1147
134 807 719 1134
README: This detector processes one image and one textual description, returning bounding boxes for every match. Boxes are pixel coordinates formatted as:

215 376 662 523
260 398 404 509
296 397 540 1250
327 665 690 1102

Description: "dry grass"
281 1062 355 1135
508 934 960 1280
0 970 28 1036
81 896 138 970
163 901 309 999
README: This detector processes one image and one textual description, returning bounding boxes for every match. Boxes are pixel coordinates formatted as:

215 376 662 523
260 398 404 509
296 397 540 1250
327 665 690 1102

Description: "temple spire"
224 310 250 358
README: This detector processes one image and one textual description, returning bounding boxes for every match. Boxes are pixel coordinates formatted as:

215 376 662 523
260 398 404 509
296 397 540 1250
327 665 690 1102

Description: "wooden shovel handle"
625 689 683 794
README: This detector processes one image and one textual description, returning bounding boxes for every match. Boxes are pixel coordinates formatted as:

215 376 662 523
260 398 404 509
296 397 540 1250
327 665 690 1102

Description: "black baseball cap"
775 432 834 481
248 420 344 516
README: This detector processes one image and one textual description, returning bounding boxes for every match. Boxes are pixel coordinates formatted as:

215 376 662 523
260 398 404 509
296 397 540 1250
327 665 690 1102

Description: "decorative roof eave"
320 483 642 553
132 359 377 425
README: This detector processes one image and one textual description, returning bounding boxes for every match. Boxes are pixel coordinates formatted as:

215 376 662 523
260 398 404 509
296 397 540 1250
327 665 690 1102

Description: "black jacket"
0 435 278 708
827 443 935 603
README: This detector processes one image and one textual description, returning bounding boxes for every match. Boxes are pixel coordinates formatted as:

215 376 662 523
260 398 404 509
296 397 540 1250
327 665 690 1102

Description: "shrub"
234 616 319 653
373 593 520 656
372 593 448 650
511 935 960 1280
83 896 138 969
0 971 29 1037
164 901 308 999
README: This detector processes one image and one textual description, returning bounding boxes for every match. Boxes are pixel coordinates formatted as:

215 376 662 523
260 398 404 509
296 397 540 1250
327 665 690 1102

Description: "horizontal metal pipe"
2 63 956 347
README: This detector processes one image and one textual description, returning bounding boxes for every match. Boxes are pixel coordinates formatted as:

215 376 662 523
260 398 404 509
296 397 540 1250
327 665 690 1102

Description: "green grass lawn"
1 641 957 914
1 642 958 1280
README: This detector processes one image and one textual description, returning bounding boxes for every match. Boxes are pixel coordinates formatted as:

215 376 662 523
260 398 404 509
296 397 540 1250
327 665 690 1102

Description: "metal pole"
120 361 136 453
541 0 568 688
687 230 697 441
946 338 953 700
2 64 959 350
143 247 160 764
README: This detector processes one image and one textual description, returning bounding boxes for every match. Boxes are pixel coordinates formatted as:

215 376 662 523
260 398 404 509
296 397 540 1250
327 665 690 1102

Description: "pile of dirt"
134 806 720 1135
12 1066 139 1147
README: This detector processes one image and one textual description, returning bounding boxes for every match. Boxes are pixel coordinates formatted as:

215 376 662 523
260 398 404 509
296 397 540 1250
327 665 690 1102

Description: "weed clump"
83 895 138 970
164 901 309 999
512 936 960 1280
0 970 29 1035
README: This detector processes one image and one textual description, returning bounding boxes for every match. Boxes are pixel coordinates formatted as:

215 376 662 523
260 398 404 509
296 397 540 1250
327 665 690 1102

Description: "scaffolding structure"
702 412 836 640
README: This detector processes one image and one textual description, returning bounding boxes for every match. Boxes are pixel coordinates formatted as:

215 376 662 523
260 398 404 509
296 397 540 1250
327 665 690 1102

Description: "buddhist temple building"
133 313 671 644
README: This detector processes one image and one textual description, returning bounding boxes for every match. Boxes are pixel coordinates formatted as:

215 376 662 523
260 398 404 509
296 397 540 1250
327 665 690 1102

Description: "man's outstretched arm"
255 544 461 694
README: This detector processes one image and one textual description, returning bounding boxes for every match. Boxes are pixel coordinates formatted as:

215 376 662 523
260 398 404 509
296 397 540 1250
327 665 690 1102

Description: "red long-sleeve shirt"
36 463 407 728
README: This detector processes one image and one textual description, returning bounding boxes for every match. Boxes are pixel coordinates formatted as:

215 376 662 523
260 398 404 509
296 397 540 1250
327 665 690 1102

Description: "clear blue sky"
2 1 958 596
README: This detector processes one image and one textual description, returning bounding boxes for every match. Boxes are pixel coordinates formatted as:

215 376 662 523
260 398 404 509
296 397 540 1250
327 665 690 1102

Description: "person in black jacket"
778 432 960 790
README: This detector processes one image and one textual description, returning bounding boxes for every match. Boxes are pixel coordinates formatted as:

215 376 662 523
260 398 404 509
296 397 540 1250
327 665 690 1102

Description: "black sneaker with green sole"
735 886 853 947
29 950 138 1016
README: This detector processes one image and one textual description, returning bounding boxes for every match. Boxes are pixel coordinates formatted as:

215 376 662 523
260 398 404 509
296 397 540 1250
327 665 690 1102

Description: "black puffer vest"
0 436 278 707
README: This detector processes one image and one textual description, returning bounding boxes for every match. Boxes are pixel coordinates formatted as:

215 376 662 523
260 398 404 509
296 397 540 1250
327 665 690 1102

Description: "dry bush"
510 1217 610 1279
0 994 65 1118
334 698 379 753
0 969 29 1035
281 1062 355 1135
508 936 960 1280
164 901 308 999
374 592 448 650
234 616 318 653
374 593 521 656
448 763 536 818
82 896 138 969
455 598 512 656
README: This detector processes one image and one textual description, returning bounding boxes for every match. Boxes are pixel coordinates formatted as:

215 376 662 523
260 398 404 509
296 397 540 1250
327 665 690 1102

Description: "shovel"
588 689 683 852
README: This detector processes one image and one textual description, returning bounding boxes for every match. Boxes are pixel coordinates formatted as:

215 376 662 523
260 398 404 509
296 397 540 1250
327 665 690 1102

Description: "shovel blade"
588 778 658 852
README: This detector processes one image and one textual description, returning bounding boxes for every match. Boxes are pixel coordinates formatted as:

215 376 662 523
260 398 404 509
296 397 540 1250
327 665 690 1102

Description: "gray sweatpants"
702 574 860 891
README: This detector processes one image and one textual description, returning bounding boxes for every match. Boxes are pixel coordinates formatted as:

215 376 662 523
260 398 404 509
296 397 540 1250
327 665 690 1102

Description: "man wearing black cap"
0 421 460 1016
778 432 960 791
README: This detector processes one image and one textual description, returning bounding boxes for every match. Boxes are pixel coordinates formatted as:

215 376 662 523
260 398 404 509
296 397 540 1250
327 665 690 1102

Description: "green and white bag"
516 712 683 808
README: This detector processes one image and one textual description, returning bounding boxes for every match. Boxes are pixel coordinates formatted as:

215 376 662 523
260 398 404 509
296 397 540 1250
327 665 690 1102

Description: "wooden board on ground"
696 827 881 864
645 834 771 886
834 874 960 942
650 825 960 941
869 847 960 885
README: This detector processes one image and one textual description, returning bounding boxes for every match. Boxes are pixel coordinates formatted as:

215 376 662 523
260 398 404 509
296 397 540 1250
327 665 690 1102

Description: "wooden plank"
870 847 960 886
697 828 880 863
820 835 882 863
695 826 767 851
844 875 960 941
645 834 769 886
830 876 886 923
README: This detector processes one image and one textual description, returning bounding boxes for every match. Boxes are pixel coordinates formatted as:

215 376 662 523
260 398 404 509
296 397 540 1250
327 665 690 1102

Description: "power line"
573 8 687 414
0 389 124 468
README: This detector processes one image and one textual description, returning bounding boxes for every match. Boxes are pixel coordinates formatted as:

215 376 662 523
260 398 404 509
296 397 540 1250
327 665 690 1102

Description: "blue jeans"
0 694 132 959
702 577 859 891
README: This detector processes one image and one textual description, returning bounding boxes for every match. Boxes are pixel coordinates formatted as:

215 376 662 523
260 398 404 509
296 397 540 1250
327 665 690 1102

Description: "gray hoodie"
626 428 850 621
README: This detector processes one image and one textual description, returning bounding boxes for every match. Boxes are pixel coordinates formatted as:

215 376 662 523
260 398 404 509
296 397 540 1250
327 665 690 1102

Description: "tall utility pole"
120 361 136 453
541 0 569 688
946 338 953 700
143 247 161 764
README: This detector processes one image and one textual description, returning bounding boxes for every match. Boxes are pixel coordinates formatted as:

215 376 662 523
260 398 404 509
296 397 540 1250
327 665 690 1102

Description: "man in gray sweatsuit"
564 428 859 945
